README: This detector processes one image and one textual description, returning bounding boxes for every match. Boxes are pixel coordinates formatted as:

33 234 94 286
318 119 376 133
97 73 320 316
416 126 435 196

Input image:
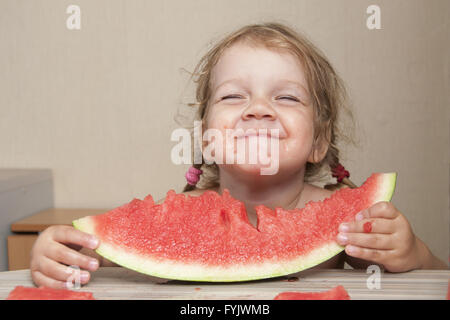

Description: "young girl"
30 22 447 289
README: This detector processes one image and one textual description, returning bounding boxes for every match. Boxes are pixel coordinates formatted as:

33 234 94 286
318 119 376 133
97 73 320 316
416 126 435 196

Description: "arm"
414 237 447 269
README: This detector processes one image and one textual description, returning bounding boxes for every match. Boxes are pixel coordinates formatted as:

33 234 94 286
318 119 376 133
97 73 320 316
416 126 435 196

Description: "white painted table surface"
0 267 448 300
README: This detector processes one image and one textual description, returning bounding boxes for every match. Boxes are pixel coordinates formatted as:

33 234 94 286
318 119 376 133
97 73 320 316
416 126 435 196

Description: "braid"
324 155 357 191
182 162 204 192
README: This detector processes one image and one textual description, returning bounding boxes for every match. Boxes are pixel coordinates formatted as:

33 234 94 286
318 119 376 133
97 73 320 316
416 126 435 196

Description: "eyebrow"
275 79 310 95
212 78 246 92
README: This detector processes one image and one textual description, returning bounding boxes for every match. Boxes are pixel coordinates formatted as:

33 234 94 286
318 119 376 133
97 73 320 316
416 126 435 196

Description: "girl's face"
204 42 326 177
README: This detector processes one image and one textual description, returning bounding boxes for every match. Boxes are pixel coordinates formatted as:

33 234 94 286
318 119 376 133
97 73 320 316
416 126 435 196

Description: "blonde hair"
181 22 359 192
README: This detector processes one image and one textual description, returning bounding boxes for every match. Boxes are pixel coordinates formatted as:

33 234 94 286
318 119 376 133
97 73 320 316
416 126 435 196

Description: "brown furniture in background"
8 208 108 270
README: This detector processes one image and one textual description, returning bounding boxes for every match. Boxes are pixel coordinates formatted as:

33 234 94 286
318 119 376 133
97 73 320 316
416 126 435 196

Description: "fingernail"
355 212 364 221
89 259 99 270
80 271 89 282
337 233 348 243
65 266 76 275
65 281 74 289
89 237 99 249
339 223 349 232
346 245 357 254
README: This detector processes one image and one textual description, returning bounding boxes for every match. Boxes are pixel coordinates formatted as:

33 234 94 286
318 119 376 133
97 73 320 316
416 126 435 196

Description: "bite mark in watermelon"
6 286 95 300
73 173 396 282
273 285 350 300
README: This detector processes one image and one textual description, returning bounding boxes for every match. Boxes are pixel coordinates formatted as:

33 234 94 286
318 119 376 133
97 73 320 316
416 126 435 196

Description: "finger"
52 226 99 250
336 232 395 250
45 242 99 272
38 256 91 284
344 244 392 263
355 202 399 220
66 243 83 251
31 270 68 289
339 218 396 234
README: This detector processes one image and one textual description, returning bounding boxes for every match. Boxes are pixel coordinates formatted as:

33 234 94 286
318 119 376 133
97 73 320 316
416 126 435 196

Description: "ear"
307 135 329 164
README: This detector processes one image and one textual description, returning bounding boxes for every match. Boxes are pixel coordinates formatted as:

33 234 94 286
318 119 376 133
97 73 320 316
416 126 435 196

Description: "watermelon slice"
274 285 350 300
6 286 95 300
73 172 396 282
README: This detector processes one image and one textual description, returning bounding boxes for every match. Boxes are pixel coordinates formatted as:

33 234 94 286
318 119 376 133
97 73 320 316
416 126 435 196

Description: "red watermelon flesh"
274 285 350 300
6 286 95 300
73 173 396 282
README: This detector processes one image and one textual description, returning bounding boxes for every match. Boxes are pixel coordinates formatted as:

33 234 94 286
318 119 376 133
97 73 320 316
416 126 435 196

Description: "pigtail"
182 162 204 192
324 155 358 191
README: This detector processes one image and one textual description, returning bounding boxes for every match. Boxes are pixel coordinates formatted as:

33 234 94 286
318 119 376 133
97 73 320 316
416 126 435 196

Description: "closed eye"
221 94 243 100
278 96 300 102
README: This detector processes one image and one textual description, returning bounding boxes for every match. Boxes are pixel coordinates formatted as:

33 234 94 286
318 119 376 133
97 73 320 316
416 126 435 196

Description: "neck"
218 167 307 227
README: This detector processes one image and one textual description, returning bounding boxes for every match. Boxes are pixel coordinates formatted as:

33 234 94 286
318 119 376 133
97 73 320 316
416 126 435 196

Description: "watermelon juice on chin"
200 126 282 176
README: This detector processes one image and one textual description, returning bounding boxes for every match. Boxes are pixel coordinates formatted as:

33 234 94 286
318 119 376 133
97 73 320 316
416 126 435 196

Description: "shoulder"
307 183 334 199
183 187 219 197
297 183 335 208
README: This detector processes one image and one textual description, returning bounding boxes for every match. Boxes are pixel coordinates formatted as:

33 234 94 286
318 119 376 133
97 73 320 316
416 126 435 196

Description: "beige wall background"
0 0 448 262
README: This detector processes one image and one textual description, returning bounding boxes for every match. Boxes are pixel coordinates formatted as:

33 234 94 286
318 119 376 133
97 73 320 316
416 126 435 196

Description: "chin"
220 161 297 180
222 163 269 176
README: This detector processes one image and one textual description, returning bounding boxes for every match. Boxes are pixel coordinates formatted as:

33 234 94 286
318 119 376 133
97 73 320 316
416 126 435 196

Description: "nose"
242 97 277 121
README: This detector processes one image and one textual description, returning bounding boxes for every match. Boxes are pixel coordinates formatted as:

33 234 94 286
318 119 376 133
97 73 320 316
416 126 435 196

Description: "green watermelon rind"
73 172 397 282
371 172 397 203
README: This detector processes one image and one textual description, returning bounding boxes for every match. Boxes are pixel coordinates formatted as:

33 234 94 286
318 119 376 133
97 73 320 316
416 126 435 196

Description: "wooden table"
0 268 448 300
8 208 108 270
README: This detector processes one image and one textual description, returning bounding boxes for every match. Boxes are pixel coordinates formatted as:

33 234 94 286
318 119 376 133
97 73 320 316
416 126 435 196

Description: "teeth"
231 129 281 139
235 135 279 139
225 128 284 141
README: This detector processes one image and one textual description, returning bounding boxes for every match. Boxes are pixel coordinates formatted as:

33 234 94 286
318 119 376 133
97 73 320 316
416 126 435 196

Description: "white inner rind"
373 172 397 203
73 172 397 282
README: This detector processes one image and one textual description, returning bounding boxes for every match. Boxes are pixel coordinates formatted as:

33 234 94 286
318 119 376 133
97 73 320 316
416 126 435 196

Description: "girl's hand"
30 225 100 288
336 201 422 272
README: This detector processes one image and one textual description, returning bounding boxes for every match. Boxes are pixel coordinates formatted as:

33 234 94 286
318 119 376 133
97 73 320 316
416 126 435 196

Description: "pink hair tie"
185 166 203 186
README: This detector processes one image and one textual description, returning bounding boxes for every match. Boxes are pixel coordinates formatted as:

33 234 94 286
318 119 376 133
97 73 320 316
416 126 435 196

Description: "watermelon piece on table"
6 286 95 300
73 172 396 282
274 285 350 300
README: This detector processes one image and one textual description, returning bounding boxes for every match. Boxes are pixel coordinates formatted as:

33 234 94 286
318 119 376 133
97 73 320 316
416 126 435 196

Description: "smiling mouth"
236 133 280 139
230 128 286 139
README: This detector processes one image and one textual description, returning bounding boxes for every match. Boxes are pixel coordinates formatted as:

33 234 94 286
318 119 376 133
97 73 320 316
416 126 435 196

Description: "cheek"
203 107 238 152
280 112 315 159
205 106 236 131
